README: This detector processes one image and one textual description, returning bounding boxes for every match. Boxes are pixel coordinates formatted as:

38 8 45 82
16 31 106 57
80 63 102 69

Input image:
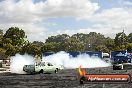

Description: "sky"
0 0 132 42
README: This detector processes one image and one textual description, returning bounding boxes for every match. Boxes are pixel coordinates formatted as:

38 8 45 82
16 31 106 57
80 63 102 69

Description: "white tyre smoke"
43 51 111 68
10 51 111 74
10 54 35 74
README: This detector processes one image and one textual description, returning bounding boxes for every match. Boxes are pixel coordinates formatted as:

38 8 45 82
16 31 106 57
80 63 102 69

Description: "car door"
47 62 55 72
41 62 48 72
35 62 42 73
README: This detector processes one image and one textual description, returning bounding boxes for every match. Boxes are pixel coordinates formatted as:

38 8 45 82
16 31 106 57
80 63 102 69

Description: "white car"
23 62 63 74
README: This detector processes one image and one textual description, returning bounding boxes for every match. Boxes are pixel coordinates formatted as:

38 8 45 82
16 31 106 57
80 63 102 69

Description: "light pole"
88 44 91 51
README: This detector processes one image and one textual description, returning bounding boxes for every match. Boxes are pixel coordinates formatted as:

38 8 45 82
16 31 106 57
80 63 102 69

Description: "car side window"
47 63 53 66
41 62 45 66
36 62 41 66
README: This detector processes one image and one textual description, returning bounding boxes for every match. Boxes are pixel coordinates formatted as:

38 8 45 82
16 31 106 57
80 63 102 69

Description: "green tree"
46 34 70 43
41 42 61 52
61 37 85 52
95 45 109 53
0 29 3 48
21 42 42 57
84 32 106 51
71 33 87 43
45 32 112 52
0 48 6 60
3 27 26 56
126 43 132 52
0 29 3 39
114 32 128 50
0 30 7 59
104 37 114 51
32 41 44 46
128 33 132 43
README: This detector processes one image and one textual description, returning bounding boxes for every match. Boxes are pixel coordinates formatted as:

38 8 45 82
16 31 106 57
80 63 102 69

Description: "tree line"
0 27 132 59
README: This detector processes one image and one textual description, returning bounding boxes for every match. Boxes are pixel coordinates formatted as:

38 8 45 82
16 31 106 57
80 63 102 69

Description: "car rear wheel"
39 69 44 74
30 71 35 75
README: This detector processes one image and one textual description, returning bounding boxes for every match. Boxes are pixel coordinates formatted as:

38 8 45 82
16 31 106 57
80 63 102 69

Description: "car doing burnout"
23 62 62 74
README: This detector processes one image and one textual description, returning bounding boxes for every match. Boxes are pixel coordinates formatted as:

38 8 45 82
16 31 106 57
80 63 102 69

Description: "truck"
23 62 62 74
102 53 110 62
111 51 132 70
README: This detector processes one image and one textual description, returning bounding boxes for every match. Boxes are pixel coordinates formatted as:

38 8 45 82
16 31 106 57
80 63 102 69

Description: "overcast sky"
0 0 132 42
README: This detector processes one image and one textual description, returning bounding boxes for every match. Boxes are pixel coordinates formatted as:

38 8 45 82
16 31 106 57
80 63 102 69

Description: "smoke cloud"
10 51 111 74
10 54 35 74
42 51 111 68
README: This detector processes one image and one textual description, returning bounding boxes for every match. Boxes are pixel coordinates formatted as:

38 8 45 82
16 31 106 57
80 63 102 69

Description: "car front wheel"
55 68 58 73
